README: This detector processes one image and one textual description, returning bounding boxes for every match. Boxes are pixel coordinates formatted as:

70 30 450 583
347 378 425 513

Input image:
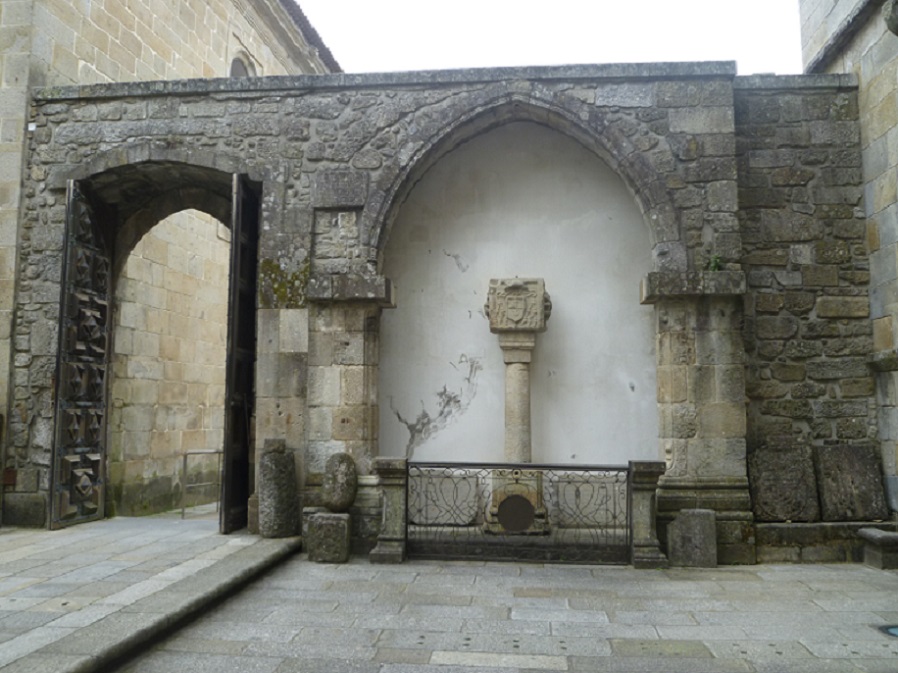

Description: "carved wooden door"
220 175 259 533
51 182 111 528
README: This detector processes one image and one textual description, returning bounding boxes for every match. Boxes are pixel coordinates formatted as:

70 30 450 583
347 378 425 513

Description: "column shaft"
504 362 531 462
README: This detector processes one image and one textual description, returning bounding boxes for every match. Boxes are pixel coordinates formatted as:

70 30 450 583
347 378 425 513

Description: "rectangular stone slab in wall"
748 446 820 522
814 445 889 521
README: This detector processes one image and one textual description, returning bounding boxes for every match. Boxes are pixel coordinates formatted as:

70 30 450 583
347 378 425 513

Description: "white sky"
298 1 804 76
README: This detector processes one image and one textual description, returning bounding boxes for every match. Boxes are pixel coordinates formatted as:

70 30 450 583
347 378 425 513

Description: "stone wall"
735 75 879 527
13 64 751 532
108 212 230 515
799 0 875 70
11 63 892 556
1 0 335 523
803 0 898 512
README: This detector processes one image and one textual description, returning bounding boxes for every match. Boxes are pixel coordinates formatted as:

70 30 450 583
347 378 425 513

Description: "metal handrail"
181 449 223 519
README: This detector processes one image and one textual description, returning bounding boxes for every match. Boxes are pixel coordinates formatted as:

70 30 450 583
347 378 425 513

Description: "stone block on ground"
308 512 351 563
667 508 717 567
748 446 820 522
258 441 300 538
858 527 898 569
814 445 889 521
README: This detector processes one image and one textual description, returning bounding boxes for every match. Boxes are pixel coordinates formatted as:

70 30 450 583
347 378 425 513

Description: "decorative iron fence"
407 462 630 564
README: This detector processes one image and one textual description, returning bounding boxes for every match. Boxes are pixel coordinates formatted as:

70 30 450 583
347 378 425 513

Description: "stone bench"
858 528 898 569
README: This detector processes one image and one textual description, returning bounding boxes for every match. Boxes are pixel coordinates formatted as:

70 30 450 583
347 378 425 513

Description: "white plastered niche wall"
379 121 658 465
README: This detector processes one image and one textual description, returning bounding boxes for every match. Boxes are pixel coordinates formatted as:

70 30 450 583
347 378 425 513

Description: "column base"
657 476 755 565
370 538 406 564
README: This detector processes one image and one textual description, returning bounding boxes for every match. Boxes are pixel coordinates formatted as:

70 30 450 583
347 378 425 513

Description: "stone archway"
50 160 259 531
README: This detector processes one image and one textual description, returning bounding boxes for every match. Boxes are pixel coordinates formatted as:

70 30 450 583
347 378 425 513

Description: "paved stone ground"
0 510 300 672
112 554 898 673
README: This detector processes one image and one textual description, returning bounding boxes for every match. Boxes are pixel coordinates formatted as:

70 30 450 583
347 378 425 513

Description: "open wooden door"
220 175 259 533
51 182 111 528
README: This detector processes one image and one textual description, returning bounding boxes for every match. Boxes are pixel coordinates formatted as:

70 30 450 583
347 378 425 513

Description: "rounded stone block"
322 452 358 513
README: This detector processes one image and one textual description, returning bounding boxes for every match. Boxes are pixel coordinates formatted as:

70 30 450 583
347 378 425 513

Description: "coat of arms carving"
485 278 551 332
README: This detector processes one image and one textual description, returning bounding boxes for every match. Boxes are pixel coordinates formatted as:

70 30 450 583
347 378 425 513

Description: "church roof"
278 0 342 73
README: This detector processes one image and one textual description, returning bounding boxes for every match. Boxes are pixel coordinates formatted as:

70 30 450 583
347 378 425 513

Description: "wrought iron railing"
407 462 630 564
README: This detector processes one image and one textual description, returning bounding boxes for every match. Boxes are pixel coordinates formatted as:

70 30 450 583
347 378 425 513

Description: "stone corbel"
869 350 898 372
640 270 746 304
306 273 395 306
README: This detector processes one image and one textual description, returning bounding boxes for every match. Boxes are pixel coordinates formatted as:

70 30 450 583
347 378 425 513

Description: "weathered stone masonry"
736 74 889 560
7 62 891 559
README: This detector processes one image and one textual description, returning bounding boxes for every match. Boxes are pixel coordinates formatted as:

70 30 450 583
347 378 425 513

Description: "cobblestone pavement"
0 511 300 673
112 554 898 673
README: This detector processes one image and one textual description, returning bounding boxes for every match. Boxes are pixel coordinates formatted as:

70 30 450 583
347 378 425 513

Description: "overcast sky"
298 1 804 75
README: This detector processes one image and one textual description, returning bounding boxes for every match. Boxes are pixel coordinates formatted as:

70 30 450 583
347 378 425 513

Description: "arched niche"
378 121 658 465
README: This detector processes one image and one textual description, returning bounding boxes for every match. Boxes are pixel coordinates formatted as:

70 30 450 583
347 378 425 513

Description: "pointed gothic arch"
368 92 685 273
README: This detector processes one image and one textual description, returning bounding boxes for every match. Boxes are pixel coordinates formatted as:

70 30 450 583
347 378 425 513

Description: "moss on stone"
259 258 310 309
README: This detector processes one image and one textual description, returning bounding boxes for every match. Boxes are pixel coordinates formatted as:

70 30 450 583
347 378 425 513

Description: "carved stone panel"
814 445 889 522
486 278 551 333
748 446 820 522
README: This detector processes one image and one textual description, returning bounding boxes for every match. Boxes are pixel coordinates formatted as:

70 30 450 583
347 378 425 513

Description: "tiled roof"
277 0 342 73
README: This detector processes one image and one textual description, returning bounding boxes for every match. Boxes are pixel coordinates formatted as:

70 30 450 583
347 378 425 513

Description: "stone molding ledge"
306 273 394 306
640 270 746 304
869 350 898 372
32 62 740 102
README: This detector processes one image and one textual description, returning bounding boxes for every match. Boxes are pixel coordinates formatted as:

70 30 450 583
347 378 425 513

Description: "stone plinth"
858 528 898 569
483 469 548 535
308 512 351 563
668 509 718 567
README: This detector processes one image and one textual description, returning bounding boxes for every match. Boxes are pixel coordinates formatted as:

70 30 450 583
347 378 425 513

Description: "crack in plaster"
391 354 482 458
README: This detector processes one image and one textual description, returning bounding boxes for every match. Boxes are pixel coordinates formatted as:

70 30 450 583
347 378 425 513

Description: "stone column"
306 275 394 477
370 457 407 563
655 295 754 564
641 271 753 565
499 333 535 462
486 279 551 463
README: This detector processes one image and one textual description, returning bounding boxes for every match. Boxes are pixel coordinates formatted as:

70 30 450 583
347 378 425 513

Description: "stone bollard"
668 509 718 567
258 439 299 538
